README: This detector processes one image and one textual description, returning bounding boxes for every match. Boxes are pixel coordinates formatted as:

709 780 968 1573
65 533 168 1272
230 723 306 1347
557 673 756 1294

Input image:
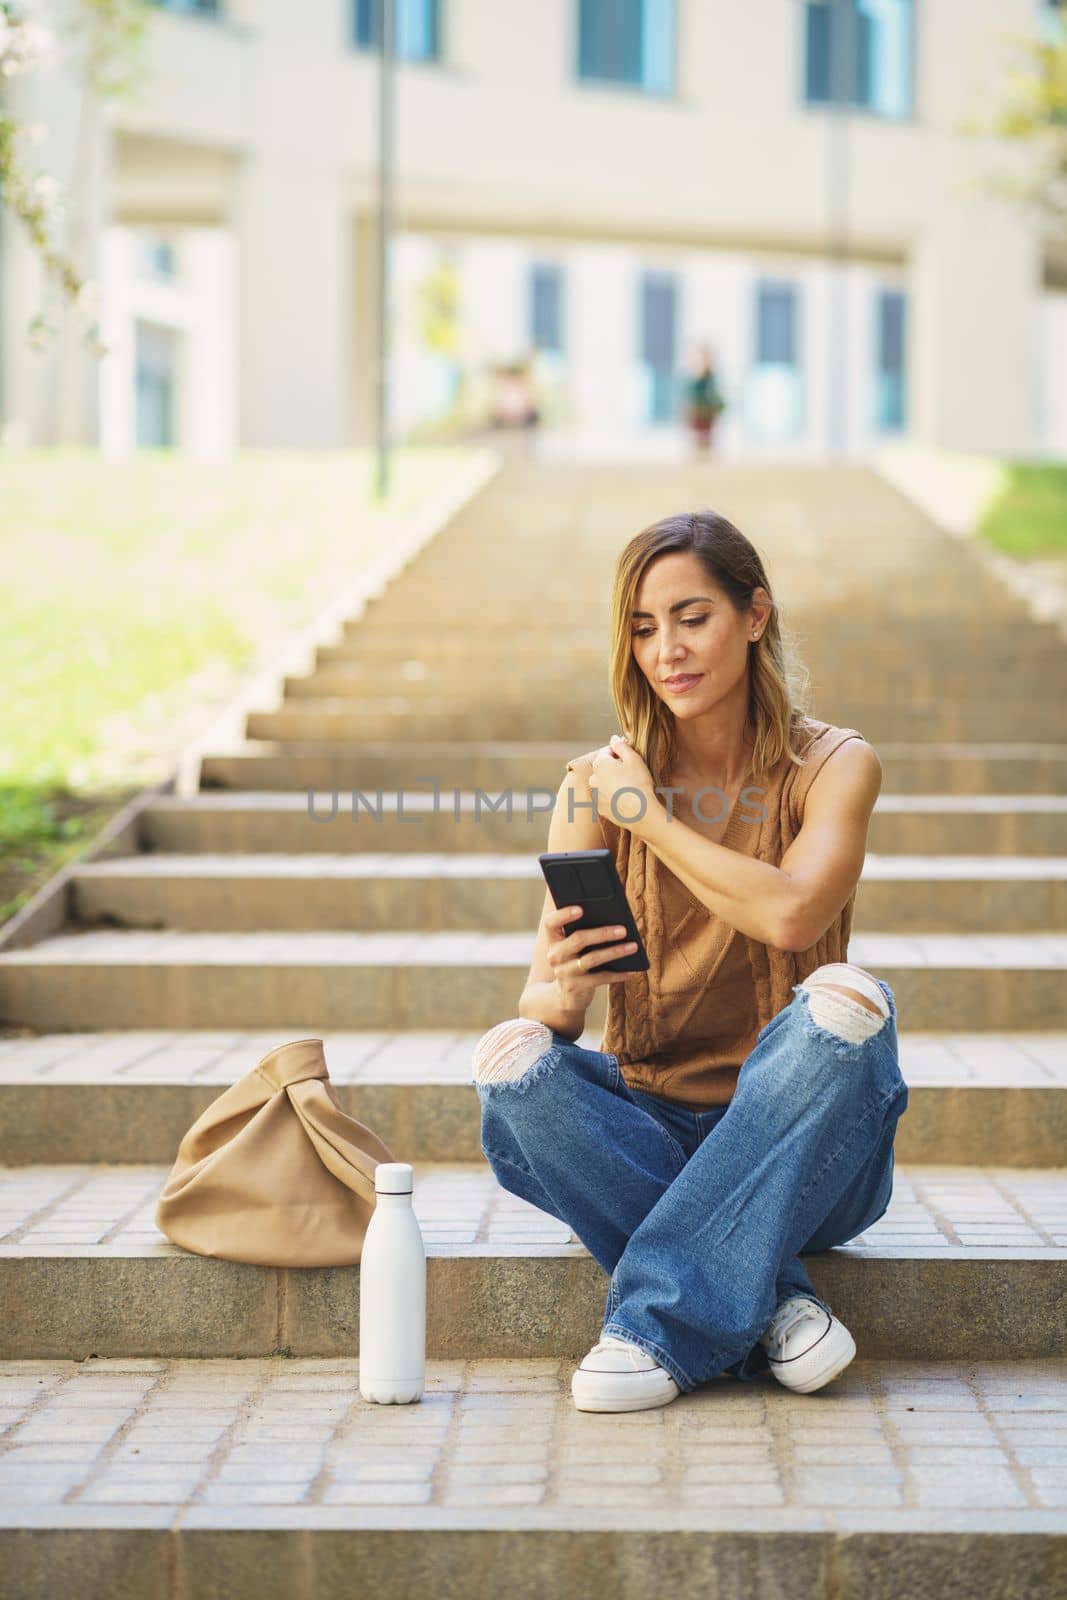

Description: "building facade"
2 0 1065 457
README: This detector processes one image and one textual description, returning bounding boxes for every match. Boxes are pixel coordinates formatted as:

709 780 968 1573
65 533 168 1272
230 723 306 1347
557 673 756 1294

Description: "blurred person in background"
489 357 540 428
685 342 726 455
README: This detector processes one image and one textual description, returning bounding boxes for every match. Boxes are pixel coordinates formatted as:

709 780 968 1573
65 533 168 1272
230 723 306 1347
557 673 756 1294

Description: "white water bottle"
358 1161 426 1404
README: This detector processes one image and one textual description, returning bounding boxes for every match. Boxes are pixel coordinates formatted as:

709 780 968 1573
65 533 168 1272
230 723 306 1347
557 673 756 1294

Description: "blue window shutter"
806 0 912 117
397 0 438 59
354 0 440 59
640 0 674 93
530 265 564 353
153 0 222 12
854 4 873 105
355 0 374 47
756 283 796 366
641 272 677 368
578 0 644 85
875 288 906 428
804 2 832 103
640 270 679 422
878 289 904 373
860 0 912 116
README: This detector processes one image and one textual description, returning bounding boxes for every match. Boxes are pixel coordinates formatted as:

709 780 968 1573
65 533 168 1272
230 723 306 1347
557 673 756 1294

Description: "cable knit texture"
565 716 866 1109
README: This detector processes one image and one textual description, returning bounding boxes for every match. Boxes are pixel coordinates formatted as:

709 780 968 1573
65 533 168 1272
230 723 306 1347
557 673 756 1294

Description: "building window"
874 287 906 431
577 0 675 95
1040 1 1066 45
639 270 678 423
137 235 177 281
530 264 564 353
756 282 797 367
749 279 804 440
353 0 441 60
135 322 179 449
804 0 912 118
150 0 221 15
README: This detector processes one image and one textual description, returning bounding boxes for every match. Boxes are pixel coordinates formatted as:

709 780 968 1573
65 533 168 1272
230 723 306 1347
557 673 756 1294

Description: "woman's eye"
632 617 707 638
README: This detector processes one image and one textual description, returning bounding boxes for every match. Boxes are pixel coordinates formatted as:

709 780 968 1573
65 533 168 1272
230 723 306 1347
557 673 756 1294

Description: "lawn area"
0 446 481 928
976 460 1067 559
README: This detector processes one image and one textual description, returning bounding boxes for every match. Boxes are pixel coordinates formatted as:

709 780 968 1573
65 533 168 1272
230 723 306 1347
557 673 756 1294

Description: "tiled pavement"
6 929 1067 965
1 1357 1065 1526
2 1161 1066 1255
1 1027 1066 1087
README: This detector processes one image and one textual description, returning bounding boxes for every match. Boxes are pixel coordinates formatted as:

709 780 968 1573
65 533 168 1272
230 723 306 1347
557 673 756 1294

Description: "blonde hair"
608 509 814 791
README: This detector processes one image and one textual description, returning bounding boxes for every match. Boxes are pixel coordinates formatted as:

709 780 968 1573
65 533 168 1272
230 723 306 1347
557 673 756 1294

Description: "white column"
911 193 1039 457
183 228 238 460
570 246 640 439
236 160 348 447
235 0 349 448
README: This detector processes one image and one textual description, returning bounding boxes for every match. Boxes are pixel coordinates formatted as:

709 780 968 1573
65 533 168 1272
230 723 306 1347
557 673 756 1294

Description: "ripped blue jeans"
470 973 908 1393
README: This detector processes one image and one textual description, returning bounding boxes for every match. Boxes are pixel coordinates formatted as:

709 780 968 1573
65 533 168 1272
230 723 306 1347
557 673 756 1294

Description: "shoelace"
763 1296 827 1350
591 1335 649 1370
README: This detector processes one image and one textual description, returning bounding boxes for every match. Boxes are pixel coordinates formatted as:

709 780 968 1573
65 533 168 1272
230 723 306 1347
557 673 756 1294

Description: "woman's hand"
546 903 640 1008
587 735 659 831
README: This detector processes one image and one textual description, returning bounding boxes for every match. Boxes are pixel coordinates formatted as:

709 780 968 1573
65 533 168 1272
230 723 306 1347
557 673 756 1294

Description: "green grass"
0 446 477 928
977 460 1067 559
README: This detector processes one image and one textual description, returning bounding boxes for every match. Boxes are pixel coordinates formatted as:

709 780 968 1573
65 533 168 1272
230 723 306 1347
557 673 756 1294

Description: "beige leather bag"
154 1038 397 1267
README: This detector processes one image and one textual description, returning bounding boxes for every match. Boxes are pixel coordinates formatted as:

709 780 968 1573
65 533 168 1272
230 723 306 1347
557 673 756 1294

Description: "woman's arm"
631 741 882 953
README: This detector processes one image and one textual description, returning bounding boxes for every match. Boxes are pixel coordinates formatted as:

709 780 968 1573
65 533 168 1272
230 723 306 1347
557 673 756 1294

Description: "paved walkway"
3 1358 1064 1524
1 457 1065 1589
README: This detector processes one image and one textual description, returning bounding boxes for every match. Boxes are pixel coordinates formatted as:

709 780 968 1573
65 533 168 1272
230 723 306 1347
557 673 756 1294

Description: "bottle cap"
374 1161 414 1194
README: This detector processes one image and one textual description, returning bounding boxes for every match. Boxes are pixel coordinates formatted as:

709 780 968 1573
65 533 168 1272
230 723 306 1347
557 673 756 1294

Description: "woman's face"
629 551 767 719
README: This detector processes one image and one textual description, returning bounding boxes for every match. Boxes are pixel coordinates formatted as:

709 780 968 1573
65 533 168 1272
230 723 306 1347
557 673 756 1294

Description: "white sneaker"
759 1295 857 1393
571 1334 681 1413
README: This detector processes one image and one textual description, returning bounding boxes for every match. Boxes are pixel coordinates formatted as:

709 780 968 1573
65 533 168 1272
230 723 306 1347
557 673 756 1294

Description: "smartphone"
538 848 650 973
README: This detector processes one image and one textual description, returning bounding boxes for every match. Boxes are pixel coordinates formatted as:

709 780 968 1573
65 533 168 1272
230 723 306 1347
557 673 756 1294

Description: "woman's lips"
664 674 703 692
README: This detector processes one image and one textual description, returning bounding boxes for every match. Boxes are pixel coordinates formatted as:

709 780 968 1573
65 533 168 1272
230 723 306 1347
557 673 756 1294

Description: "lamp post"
827 0 852 458
375 0 395 500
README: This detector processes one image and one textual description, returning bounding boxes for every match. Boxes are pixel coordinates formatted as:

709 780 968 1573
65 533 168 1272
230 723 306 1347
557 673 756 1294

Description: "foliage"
0 445 473 927
0 0 150 351
415 253 461 357
971 28 1067 236
978 460 1067 558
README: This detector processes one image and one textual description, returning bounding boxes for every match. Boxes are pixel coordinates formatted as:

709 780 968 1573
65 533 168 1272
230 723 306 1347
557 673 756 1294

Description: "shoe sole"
571 1374 681 1413
768 1322 857 1394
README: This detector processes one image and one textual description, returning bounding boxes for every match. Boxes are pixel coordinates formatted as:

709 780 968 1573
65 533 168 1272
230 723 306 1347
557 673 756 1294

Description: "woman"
685 343 726 454
470 509 908 1414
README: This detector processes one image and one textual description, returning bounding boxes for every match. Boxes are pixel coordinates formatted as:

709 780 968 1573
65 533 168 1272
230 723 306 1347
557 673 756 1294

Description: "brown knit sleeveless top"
565 715 866 1109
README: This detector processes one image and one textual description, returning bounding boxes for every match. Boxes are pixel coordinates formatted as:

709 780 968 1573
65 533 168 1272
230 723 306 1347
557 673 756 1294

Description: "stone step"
246 701 1067 743
1 1160 1064 1361
147 791 1067 854
355 584 1033 626
279 672 1067 739
67 852 1067 933
2 931 1067 1031
1 1355 1063 1594
341 607 1063 643
198 740 1067 796
323 624 1067 668
297 662 1065 707
0 1029 1063 1167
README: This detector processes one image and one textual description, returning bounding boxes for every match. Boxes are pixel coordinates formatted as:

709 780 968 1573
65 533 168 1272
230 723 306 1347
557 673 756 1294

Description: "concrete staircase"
1 459 1065 1597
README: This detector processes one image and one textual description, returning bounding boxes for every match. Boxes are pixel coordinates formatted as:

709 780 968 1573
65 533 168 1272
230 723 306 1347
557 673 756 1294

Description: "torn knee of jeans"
471 1018 558 1090
799 964 889 1045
